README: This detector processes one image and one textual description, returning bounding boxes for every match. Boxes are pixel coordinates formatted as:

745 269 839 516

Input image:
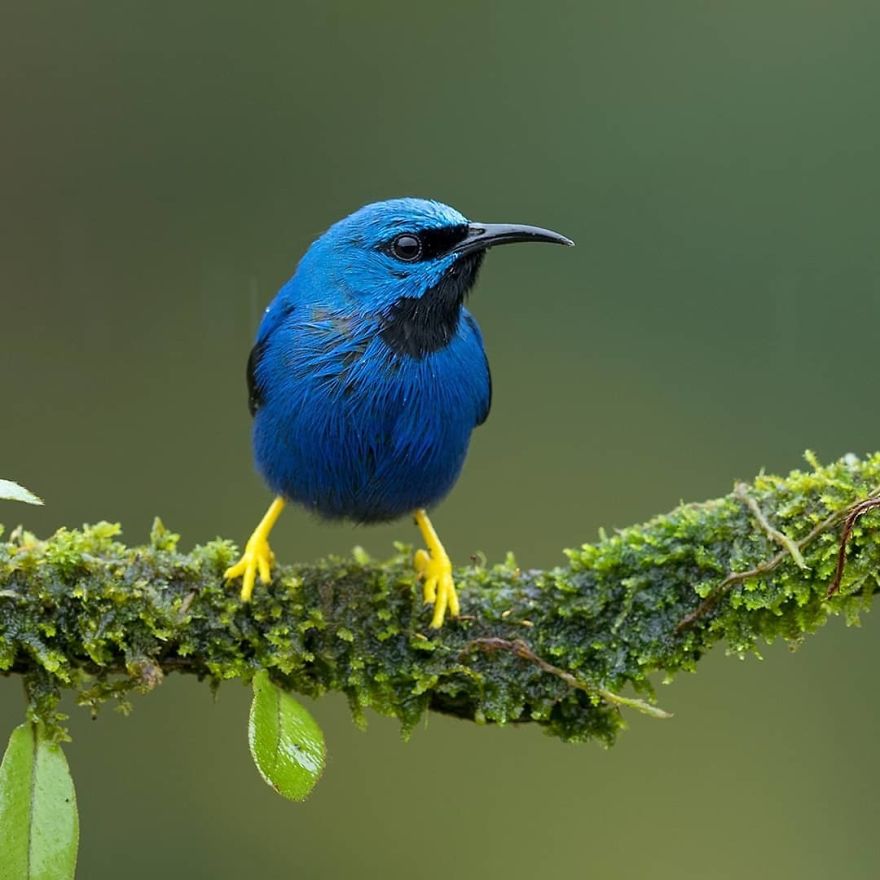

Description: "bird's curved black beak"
451 222 574 257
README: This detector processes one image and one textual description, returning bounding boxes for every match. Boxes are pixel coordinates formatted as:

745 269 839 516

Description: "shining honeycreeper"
226 198 573 627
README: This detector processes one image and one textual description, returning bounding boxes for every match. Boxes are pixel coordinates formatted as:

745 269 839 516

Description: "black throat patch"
380 252 485 358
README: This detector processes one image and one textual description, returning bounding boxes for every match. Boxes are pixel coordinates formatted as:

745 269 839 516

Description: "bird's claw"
224 535 275 602
414 547 459 629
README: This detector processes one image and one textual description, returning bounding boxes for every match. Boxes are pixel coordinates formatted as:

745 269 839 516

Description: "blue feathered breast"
250 302 491 523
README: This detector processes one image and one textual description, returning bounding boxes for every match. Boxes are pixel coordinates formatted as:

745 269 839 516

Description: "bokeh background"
2 1 880 877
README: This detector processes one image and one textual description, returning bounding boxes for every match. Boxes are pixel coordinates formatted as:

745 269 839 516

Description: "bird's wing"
463 313 492 427
475 348 492 427
246 338 268 416
247 298 295 417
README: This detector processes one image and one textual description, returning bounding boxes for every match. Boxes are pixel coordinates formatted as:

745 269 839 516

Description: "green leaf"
248 670 326 801
0 723 79 880
0 480 43 506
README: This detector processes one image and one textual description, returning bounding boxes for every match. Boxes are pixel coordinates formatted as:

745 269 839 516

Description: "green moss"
1 453 878 745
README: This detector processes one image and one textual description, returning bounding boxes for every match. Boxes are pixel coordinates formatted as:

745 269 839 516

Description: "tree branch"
2 451 879 745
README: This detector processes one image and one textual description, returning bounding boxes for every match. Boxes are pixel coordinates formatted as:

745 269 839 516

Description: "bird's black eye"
390 234 422 262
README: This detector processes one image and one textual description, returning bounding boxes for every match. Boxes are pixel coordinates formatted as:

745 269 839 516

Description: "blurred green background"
2 1 880 877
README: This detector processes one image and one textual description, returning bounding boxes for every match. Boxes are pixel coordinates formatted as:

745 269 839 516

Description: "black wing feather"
247 301 296 416
246 338 268 417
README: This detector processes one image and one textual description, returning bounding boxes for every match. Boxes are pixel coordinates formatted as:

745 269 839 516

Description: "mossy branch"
2 452 878 745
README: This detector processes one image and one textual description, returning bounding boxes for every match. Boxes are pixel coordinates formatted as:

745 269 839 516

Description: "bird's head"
291 197 573 355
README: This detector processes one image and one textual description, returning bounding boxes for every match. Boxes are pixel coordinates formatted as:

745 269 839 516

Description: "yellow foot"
414 545 460 629
225 497 285 602
224 535 274 602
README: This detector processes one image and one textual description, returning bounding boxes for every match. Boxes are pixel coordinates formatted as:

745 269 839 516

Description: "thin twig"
827 494 880 597
735 483 806 570
462 637 672 719
677 504 847 632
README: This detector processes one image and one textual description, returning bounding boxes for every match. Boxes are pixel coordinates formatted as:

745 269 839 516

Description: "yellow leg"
413 509 459 629
224 496 286 601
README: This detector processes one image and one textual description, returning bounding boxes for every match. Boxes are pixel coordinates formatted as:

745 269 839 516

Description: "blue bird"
226 198 572 627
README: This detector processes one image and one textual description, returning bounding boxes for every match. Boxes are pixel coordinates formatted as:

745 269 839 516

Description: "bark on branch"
1 451 878 744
